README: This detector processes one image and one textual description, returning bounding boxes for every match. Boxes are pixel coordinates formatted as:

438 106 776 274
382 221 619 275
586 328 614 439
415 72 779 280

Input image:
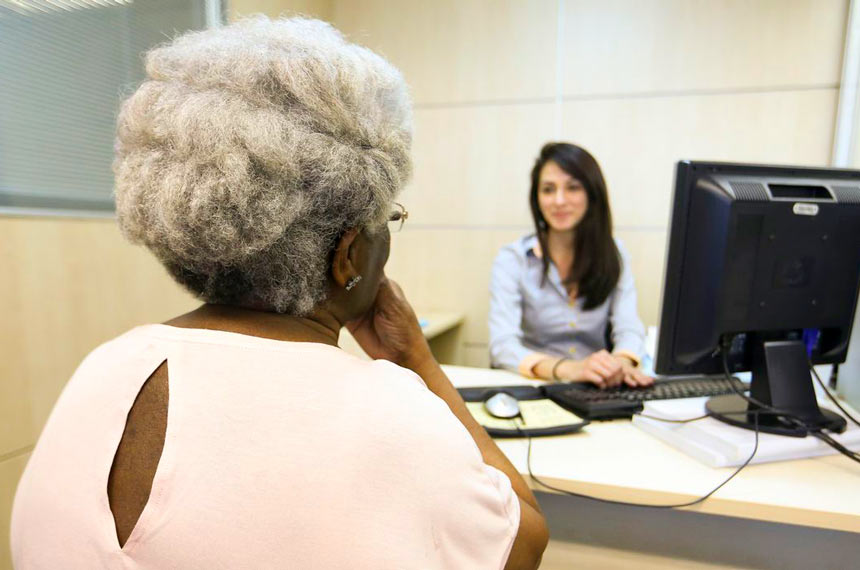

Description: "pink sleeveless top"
11 325 519 569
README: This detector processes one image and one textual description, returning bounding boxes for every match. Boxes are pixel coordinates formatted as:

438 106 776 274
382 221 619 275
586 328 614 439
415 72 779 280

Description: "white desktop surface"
442 365 860 534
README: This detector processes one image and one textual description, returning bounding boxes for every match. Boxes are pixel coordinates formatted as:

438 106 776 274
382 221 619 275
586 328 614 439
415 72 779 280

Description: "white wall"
834 0 860 410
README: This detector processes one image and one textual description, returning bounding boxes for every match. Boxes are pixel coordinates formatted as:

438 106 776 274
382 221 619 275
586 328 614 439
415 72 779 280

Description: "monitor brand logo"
792 203 819 216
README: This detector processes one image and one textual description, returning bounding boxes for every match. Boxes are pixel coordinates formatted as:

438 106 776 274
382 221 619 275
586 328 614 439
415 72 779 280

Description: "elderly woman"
11 17 547 569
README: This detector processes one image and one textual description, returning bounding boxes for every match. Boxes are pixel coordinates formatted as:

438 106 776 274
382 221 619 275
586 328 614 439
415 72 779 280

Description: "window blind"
0 0 218 216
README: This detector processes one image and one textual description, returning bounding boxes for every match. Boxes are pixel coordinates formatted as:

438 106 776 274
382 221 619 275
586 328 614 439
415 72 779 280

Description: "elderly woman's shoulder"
73 325 157 366
360 361 486 454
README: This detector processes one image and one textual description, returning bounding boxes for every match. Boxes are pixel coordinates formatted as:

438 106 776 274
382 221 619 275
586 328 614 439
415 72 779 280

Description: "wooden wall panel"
0 453 30 570
229 0 333 21
561 89 838 228
333 0 559 105
561 0 847 96
0 218 196 456
614 229 668 328
405 103 555 227
385 227 526 347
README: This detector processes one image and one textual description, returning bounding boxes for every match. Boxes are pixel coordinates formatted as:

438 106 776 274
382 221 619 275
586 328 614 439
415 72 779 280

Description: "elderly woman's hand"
346 276 433 368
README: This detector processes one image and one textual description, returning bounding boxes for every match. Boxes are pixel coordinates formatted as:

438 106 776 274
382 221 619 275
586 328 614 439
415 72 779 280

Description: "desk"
443 365 860 569
418 311 464 339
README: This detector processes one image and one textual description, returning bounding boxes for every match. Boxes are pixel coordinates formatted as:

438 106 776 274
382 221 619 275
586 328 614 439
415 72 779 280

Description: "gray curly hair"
114 16 412 315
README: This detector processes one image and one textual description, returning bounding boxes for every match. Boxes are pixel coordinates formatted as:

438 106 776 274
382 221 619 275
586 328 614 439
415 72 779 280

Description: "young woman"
489 142 653 388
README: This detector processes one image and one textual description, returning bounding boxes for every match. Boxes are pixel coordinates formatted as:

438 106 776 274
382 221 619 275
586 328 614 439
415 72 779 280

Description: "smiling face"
536 160 589 233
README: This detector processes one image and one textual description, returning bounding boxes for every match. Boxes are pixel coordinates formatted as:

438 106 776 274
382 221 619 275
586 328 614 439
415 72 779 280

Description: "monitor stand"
706 339 847 437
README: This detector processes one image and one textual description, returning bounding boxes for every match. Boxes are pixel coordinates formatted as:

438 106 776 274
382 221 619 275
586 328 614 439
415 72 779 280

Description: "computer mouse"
484 391 521 419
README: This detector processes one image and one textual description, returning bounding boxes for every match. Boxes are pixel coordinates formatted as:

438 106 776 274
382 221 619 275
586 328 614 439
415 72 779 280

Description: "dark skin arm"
348 277 549 570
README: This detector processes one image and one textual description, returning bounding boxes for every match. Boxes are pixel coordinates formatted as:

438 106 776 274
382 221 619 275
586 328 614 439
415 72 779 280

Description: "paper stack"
632 397 860 467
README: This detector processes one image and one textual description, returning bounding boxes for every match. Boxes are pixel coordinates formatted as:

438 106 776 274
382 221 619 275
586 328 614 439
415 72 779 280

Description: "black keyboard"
542 376 748 420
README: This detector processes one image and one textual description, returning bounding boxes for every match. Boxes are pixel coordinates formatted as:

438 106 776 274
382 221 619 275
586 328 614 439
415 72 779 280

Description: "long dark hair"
529 142 620 310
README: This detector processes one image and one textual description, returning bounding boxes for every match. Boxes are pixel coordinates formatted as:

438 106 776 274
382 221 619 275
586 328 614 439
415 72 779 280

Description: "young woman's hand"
555 350 653 388
613 356 654 388
345 276 432 368
556 349 621 387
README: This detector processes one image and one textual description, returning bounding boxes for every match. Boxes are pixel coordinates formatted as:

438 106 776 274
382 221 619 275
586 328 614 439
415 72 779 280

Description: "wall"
229 0 332 21
835 3 860 411
331 0 849 368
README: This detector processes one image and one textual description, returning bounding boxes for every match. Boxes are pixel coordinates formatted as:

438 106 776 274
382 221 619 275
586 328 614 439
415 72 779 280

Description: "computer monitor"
655 161 860 436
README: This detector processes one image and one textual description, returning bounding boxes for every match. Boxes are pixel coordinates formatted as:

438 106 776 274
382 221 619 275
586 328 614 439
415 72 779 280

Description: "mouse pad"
465 399 590 438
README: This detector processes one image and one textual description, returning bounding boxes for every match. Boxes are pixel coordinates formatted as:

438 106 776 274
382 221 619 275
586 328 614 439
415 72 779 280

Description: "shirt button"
568 347 577 354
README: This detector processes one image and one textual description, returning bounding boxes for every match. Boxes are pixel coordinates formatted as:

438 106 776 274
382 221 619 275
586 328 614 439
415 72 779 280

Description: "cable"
719 340 859 463
719 345 810 433
809 363 860 429
515 412 760 509
813 430 860 459
718 338 859 434
634 412 710 423
720 344 780 413
510 342 857 508
811 430 860 464
829 363 840 390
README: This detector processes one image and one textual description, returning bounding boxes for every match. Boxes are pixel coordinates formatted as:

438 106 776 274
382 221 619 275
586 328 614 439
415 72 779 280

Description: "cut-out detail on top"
107 360 169 548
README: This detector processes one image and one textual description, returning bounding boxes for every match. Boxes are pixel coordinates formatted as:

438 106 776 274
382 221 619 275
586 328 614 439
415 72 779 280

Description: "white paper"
632 397 860 467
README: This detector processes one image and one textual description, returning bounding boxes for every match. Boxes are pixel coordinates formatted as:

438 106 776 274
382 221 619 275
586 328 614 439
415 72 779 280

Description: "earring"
345 275 362 291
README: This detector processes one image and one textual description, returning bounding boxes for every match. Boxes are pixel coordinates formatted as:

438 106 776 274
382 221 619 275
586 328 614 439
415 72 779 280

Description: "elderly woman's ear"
331 228 362 290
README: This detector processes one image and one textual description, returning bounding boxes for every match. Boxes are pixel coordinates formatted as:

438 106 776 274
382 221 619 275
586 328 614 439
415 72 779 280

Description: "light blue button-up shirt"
488 234 646 373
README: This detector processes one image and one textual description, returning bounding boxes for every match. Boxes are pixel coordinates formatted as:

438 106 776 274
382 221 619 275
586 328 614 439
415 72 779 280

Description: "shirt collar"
523 234 543 260
523 233 577 301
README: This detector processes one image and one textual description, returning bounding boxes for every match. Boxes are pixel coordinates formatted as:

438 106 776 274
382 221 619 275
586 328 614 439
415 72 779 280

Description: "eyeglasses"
388 202 408 233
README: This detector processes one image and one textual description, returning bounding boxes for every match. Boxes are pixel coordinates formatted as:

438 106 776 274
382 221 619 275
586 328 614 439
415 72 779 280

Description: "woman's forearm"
399 347 548 569
401 349 543 514
531 357 565 381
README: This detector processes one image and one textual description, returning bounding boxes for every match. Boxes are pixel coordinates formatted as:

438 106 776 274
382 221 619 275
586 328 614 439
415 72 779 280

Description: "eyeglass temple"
391 203 407 220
